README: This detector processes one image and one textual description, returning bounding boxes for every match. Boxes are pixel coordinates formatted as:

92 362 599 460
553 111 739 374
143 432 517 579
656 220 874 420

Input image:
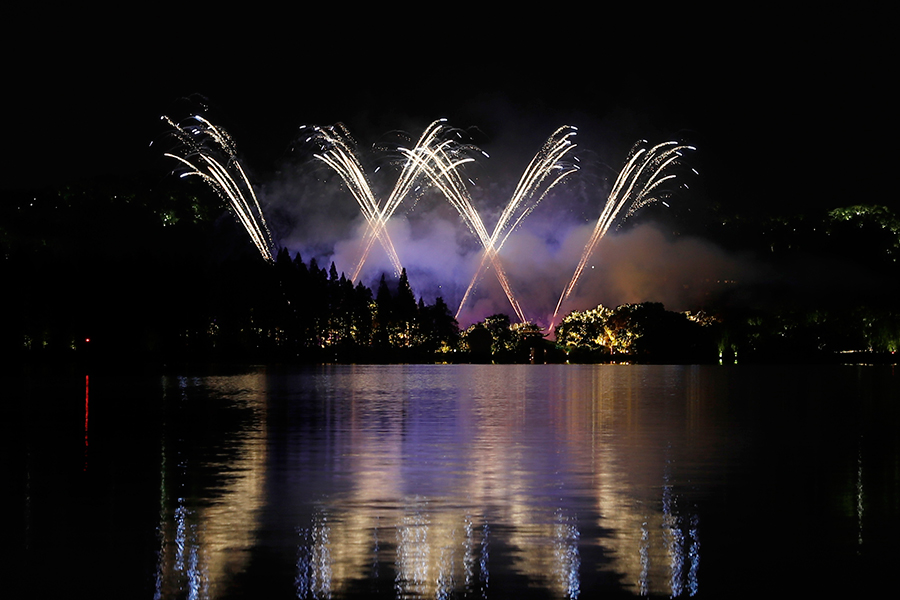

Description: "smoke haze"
260 136 762 329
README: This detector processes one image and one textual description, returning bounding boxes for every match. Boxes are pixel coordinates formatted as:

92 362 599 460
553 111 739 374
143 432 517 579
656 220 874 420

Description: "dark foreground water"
10 364 900 598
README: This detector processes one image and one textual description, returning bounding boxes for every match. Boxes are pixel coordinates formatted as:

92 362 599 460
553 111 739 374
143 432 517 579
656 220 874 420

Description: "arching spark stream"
162 113 694 330
300 122 404 277
550 140 696 328
400 131 529 322
301 120 473 281
301 122 578 322
162 115 275 262
454 126 580 322
350 120 470 281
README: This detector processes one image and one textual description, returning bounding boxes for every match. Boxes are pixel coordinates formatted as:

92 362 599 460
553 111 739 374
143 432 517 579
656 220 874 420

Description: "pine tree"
374 273 392 347
395 268 418 346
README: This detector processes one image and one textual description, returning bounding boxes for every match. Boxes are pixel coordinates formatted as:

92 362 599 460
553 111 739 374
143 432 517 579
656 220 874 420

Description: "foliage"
555 302 715 362
270 252 459 358
3 180 898 365
461 315 551 363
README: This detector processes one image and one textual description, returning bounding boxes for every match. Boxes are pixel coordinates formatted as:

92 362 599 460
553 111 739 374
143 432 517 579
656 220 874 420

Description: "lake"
10 363 899 598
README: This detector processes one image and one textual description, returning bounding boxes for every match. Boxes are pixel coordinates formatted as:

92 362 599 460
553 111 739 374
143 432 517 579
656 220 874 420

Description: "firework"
400 127 529 321
161 111 695 329
162 115 275 262
300 122 402 277
550 140 696 328
301 119 477 280
453 126 580 322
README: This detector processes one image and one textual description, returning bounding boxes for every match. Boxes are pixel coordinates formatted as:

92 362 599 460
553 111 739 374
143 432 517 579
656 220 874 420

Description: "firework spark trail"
301 120 473 281
350 120 469 281
404 132 529 322
303 121 577 322
454 126 580 322
550 140 696 328
300 123 404 278
162 115 275 262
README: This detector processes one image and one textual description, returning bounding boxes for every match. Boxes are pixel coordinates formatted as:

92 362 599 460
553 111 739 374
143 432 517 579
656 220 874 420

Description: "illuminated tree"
483 314 513 354
555 302 715 361
555 305 614 349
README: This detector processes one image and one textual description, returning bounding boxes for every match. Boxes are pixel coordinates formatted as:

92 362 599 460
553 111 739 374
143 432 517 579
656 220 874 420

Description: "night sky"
3 7 894 324
5 8 889 210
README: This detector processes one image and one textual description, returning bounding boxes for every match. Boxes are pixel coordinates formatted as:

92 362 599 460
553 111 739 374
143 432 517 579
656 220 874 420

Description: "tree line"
3 179 898 365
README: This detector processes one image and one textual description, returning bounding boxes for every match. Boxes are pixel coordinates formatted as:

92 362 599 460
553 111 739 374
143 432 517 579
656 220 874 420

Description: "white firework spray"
551 139 696 328
162 114 275 262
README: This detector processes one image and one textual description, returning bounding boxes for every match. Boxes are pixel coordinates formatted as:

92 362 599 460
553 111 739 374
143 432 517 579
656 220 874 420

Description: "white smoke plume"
262 150 761 329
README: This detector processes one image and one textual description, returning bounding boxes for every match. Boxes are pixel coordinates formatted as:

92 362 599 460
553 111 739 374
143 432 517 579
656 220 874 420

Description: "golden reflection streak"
294 367 590 599
153 372 268 600
151 367 711 598
578 366 705 596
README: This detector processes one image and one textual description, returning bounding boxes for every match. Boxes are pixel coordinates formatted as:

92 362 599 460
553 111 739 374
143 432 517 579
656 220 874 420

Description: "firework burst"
453 125 579 322
300 119 481 280
162 114 275 262
550 139 696 328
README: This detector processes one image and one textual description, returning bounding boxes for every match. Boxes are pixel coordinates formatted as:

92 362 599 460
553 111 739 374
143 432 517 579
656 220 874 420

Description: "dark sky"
2 8 891 216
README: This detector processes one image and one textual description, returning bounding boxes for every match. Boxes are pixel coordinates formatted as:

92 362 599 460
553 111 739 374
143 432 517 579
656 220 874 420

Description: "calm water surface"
11 364 900 598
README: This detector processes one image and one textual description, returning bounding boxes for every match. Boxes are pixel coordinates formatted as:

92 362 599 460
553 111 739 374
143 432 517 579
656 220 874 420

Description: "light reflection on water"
154 373 269 600
20 364 895 598
147 365 731 598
